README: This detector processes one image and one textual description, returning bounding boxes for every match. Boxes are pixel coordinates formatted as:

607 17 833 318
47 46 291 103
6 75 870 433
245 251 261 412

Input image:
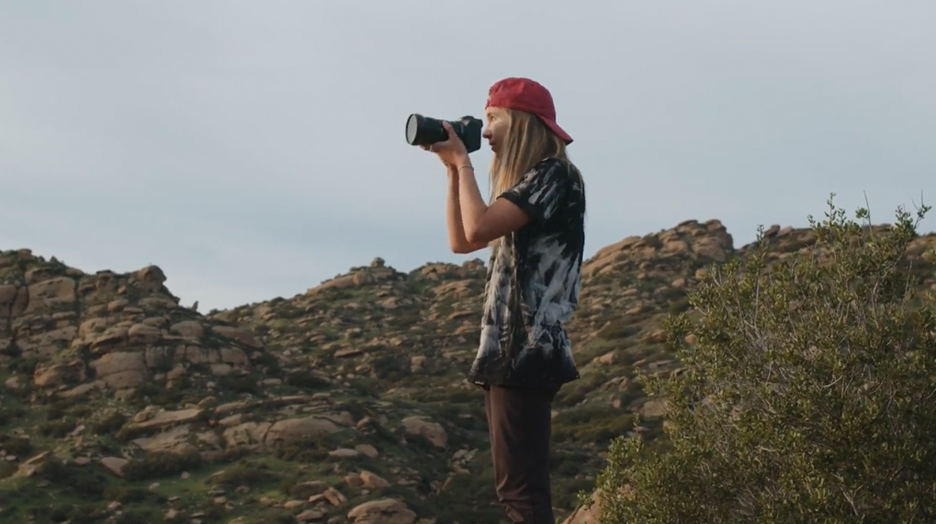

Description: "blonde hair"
487 108 583 247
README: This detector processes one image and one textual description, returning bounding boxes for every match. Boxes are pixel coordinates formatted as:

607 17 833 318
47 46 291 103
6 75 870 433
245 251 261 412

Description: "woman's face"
482 107 509 155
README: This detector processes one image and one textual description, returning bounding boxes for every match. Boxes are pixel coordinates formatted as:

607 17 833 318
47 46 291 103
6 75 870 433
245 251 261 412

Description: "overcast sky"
1 1 934 312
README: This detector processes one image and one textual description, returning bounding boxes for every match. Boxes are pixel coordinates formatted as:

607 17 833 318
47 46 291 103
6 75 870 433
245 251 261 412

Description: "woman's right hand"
422 144 457 174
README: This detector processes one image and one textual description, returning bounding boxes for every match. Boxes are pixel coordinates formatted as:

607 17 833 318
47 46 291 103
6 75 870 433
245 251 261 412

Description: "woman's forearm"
455 164 490 244
446 167 474 253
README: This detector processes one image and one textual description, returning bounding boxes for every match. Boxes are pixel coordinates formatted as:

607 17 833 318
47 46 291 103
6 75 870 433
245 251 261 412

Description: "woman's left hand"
422 121 469 167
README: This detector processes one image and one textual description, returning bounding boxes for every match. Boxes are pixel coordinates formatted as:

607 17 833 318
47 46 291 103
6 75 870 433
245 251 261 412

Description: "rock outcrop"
1 221 934 523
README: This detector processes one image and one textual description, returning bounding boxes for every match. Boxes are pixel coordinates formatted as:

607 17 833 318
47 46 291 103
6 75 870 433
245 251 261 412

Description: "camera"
405 114 483 154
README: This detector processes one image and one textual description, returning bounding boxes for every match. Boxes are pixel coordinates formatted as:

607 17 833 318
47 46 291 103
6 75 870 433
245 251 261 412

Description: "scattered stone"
410 355 426 373
355 444 379 458
1 220 932 524
14 452 52 477
265 416 341 446
360 471 391 489
402 416 448 449
90 351 148 389
322 487 347 506
33 360 86 388
641 400 666 418
562 491 602 524
100 457 128 477
290 480 327 499
347 498 417 524
126 408 203 432
4 375 27 392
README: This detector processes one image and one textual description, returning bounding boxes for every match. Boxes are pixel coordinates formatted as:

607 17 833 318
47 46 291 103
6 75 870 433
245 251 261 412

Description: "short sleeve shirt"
467 157 585 389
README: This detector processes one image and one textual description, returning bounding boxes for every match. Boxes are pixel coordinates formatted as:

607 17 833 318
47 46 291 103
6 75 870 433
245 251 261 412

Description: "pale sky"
2 2 934 312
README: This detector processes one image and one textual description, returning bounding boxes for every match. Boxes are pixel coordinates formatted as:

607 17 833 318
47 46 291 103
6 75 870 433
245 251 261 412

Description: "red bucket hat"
485 77 573 145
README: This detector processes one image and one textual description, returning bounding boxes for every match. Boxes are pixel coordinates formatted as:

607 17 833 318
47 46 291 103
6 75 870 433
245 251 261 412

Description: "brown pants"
484 385 559 524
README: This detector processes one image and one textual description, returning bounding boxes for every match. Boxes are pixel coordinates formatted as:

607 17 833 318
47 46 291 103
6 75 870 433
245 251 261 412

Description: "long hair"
487 108 584 248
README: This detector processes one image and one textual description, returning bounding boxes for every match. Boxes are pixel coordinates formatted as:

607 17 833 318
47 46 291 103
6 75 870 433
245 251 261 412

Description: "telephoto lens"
405 114 483 153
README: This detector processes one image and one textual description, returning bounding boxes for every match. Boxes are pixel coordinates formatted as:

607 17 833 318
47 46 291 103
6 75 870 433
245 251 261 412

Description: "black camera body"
405 113 483 154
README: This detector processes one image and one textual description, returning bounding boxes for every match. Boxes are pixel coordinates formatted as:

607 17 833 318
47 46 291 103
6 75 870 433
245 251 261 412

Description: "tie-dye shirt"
467 157 585 389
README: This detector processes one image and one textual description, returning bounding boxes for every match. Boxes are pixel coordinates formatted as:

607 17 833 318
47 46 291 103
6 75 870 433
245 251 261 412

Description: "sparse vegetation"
586 198 936 523
597 319 641 339
1 205 934 523
91 410 127 435
553 405 636 445
123 449 203 481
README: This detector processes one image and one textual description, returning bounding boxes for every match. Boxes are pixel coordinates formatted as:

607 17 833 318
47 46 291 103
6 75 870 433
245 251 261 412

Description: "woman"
424 77 586 524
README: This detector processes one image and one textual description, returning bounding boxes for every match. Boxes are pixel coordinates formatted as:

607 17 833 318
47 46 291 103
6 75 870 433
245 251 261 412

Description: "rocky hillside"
1 219 934 524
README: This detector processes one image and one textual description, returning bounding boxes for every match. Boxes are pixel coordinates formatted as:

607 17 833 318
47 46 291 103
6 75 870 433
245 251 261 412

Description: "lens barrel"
405 113 482 154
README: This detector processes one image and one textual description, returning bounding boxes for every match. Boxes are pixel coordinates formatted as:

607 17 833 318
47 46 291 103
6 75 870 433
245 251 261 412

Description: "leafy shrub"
586 198 936 523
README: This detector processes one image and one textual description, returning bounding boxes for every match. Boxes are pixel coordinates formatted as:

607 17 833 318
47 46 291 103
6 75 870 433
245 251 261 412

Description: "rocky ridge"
0 219 933 524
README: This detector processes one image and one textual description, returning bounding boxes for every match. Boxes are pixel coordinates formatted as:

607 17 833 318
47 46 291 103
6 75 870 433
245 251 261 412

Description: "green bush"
586 197 936 523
